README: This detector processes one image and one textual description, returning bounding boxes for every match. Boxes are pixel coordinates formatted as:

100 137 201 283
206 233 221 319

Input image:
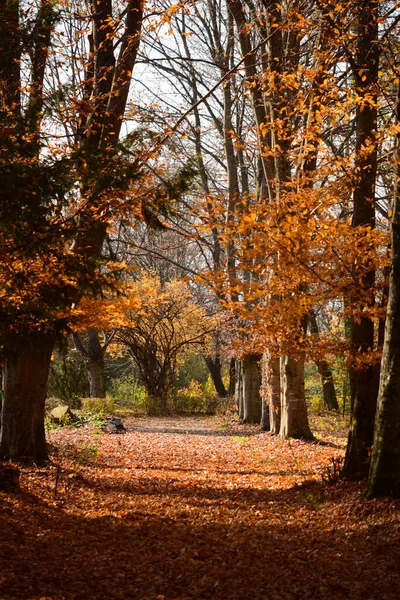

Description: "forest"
1 0 400 598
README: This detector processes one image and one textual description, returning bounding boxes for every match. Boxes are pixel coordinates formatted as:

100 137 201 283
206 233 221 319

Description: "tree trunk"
366 83 400 498
0 333 55 460
260 397 270 431
74 330 106 398
316 361 339 411
341 0 380 479
204 355 228 397
279 355 313 440
86 330 105 398
235 360 244 419
261 352 280 434
309 310 339 411
87 358 105 398
157 395 169 415
139 361 172 415
228 358 236 396
242 355 262 424
269 355 281 435
366 234 400 496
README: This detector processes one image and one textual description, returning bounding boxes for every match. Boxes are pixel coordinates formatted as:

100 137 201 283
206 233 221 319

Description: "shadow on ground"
1 478 399 600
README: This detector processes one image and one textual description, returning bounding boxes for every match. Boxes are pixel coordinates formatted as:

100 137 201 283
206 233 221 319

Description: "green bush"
171 379 219 415
177 353 209 388
108 374 149 413
47 353 88 408
81 396 115 416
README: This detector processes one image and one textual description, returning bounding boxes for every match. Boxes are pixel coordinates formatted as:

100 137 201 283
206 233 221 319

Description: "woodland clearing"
1 414 400 600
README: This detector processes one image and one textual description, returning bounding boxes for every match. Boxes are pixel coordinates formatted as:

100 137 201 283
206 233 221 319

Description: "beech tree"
366 80 400 498
340 0 381 479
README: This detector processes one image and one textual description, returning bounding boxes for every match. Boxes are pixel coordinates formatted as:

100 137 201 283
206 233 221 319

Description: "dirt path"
1 415 400 600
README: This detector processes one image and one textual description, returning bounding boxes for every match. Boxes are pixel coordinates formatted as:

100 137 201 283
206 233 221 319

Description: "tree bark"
342 0 380 479
309 310 339 411
204 354 228 397
366 224 400 495
279 355 313 440
317 361 339 412
260 396 270 431
366 83 400 498
86 358 105 398
261 352 281 435
235 360 244 419
74 330 106 398
0 333 55 460
242 355 262 424
228 358 236 396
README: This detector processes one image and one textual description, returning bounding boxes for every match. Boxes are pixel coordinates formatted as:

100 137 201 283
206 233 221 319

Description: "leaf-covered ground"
1 415 400 600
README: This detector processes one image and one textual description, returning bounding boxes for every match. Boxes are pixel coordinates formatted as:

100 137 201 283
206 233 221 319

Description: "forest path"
1 415 400 600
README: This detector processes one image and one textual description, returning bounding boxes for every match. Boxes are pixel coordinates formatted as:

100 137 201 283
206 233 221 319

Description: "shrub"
177 353 209 388
47 353 88 408
81 396 115 416
108 374 149 413
171 379 219 415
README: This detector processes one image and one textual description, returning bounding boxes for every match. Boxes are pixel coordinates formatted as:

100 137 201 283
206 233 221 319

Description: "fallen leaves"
1 415 400 599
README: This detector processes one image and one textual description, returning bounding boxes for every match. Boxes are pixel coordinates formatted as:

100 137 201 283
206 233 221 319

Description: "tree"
340 0 381 479
227 0 317 438
261 351 280 434
115 275 216 412
0 0 70 459
0 0 144 459
366 81 400 498
73 330 115 398
309 310 339 411
237 354 262 424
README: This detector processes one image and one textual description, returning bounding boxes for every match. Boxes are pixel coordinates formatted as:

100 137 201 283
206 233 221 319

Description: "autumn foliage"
1 415 400 599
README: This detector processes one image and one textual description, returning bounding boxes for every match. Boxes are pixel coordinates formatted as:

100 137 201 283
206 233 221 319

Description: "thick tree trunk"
366 244 400 496
261 352 280 434
155 394 168 415
140 364 172 415
366 84 400 498
87 359 105 398
269 355 281 435
260 397 270 431
341 0 379 479
204 355 228 397
242 355 262 424
0 333 55 460
279 355 313 440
